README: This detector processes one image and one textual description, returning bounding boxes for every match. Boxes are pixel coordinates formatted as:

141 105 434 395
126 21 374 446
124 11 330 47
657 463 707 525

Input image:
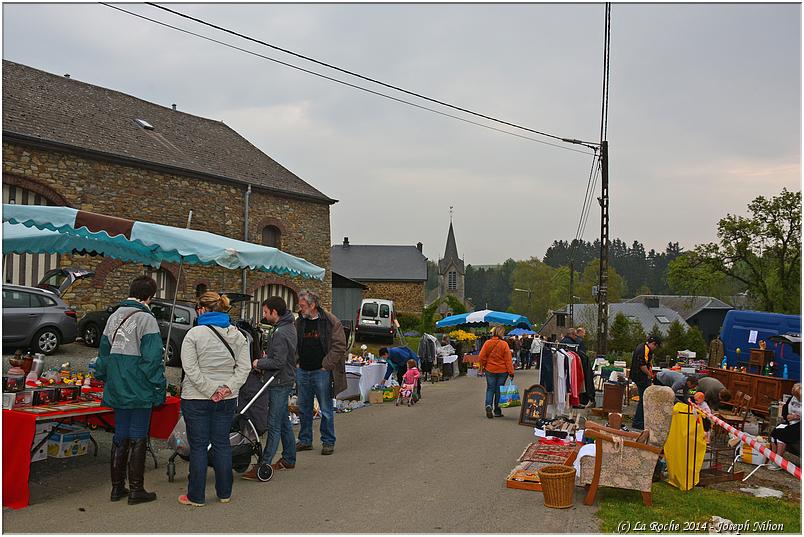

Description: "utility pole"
596 141 609 355
568 261 574 327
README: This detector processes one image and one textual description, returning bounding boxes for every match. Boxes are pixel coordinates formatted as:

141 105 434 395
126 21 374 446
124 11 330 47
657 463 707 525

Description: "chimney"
416 242 423 252
343 237 350 248
63 74 70 79
645 297 660 309
172 104 177 111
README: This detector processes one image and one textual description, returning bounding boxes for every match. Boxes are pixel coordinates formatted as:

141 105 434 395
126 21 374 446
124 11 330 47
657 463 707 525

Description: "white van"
354 298 396 343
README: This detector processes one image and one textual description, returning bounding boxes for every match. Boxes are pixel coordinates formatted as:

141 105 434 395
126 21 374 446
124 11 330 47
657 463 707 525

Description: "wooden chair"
718 393 751 431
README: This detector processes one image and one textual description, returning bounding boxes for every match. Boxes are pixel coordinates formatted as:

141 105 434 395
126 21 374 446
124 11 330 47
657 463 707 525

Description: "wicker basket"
537 465 576 509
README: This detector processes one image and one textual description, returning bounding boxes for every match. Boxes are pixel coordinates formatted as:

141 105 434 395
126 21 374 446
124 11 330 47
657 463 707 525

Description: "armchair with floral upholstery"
579 385 676 506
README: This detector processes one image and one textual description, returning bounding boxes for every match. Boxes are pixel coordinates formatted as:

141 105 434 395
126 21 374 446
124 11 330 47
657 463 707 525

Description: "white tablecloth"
344 363 387 401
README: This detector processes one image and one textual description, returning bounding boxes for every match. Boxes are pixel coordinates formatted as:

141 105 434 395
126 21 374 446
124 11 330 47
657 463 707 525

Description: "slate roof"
438 222 464 274
625 295 733 320
331 245 427 282
552 302 689 336
2 61 334 204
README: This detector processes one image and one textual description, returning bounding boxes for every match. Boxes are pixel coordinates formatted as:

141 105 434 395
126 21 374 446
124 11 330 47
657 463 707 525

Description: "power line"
144 2 599 151
100 3 595 156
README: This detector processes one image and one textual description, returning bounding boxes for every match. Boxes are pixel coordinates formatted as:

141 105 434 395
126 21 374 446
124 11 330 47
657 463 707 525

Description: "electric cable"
100 3 595 156
143 2 599 150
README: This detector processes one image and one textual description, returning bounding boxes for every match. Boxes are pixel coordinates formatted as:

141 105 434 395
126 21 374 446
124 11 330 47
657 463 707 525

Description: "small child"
398 359 420 406
694 391 712 442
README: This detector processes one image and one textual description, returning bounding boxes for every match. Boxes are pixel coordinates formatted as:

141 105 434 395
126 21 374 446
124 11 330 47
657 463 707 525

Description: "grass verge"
597 482 800 534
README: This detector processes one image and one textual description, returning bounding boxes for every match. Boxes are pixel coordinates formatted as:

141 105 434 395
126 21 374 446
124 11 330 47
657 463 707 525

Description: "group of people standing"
96 276 346 507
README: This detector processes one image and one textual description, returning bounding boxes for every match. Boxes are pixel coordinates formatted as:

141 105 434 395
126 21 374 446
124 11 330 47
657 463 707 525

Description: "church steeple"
437 208 465 302
443 221 459 262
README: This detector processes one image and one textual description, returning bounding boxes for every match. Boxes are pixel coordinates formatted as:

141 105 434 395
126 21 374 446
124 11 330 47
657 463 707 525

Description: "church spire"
444 219 459 261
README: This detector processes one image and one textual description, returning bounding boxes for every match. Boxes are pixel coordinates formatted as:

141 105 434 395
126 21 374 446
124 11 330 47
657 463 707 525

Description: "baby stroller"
166 374 278 483
396 381 419 406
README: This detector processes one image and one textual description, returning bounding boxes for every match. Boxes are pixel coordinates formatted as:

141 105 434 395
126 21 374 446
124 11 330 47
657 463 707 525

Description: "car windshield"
361 303 378 317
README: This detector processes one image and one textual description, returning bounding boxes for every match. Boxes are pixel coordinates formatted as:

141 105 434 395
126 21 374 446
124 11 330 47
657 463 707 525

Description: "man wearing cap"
629 336 661 431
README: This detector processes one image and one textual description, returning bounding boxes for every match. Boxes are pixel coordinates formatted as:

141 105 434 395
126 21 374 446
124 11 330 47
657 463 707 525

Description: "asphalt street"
3 367 600 533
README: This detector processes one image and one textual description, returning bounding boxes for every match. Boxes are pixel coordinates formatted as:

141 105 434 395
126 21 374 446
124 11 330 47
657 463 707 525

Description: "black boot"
127 438 156 505
110 439 130 501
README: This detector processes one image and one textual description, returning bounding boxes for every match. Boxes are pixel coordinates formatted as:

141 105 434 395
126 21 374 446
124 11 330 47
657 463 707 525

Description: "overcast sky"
3 3 800 265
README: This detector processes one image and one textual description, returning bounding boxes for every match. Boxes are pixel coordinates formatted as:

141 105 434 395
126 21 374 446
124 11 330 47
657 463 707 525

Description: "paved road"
4 368 600 533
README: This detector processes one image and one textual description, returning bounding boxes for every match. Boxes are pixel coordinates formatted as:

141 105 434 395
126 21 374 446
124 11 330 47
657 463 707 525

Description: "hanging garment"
567 351 585 407
576 349 596 406
664 403 707 491
555 350 569 415
540 346 554 392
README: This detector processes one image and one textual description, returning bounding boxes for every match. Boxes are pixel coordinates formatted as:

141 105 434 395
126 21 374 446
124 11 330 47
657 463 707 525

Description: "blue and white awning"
436 309 532 329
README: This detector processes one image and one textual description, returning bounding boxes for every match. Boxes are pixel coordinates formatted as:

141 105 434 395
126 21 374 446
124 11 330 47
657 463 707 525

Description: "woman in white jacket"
178 292 251 507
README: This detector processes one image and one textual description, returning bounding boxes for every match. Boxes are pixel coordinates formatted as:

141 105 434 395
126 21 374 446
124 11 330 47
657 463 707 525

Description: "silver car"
2 284 78 355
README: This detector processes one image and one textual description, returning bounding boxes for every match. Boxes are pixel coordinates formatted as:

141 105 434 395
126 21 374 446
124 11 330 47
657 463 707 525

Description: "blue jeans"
113 407 152 443
485 372 509 409
632 382 649 430
261 385 296 465
296 368 336 447
181 398 237 504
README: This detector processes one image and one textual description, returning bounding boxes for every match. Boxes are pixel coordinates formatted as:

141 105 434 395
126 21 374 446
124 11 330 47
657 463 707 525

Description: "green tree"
659 320 688 362
668 188 801 313
575 259 626 304
609 312 632 352
684 326 708 359
628 320 647 354
510 258 556 324
648 323 663 343
667 252 740 303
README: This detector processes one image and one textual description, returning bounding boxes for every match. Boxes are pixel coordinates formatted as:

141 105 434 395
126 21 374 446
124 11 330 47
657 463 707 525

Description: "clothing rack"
544 342 579 350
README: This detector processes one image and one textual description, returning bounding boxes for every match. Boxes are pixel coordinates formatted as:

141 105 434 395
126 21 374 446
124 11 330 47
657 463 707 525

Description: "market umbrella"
3 203 325 363
3 204 325 280
507 327 536 337
3 222 158 266
436 309 533 329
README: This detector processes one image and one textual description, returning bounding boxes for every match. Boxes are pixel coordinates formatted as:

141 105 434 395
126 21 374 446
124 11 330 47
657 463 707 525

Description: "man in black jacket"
630 336 661 430
243 296 298 478
294 289 347 456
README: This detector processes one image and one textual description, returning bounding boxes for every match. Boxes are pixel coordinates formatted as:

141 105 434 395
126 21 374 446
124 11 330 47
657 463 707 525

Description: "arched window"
3 183 59 286
248 284 297 322
262 226 281 249
145 268 177 300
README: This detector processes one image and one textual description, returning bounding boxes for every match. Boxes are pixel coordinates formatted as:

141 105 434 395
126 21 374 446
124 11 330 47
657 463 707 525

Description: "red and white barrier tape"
691 403 801 480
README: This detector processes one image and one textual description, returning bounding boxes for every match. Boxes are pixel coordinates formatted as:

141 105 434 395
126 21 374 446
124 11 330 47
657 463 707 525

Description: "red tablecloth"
2 396 180 509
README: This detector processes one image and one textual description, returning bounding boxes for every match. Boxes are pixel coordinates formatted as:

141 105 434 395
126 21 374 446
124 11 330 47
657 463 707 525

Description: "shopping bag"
499 380 521 408
167 415 190 457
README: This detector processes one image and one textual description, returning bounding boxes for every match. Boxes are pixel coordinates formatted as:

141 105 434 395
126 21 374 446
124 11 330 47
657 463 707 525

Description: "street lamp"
514 288 533 299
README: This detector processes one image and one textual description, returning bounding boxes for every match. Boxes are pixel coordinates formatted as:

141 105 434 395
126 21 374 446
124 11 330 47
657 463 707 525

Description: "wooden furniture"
718 392 751 431
707 368 796 416
602 383 624 413
739 349 773 374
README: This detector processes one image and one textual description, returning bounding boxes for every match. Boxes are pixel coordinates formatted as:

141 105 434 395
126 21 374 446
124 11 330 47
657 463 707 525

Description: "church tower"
438 209 465 302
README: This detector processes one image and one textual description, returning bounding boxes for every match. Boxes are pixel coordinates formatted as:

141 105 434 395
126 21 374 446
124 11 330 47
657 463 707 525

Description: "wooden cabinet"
708 368 796 415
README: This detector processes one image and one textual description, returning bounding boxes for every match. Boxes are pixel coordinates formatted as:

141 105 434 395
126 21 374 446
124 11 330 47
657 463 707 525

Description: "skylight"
135 118 154 130
656 315 671 324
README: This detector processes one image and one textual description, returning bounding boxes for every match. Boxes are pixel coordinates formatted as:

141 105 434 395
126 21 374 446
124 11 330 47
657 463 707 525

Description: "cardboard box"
47 424 90 458
368 391 384 404
31 387 57 406
55 385 80 402
31 423 53 463
14 390 33 407
741 440 769 465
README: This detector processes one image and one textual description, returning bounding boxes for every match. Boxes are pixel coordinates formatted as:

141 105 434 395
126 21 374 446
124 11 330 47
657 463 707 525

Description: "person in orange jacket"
479 325 515 418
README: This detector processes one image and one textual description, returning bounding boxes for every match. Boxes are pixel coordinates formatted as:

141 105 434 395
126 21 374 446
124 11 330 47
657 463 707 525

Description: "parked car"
36 267 95 296
78 293 252 367
2 284 78 355
354 298 396 343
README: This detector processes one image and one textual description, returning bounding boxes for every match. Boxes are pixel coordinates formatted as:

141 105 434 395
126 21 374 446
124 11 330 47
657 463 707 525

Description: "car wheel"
165 340 181 367
33 328 60 355
83 322 101 348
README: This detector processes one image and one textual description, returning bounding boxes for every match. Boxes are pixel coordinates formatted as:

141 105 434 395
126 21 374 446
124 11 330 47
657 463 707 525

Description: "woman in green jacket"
95 276 166 505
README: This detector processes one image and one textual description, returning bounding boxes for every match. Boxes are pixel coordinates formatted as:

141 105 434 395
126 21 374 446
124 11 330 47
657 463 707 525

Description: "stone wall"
3 142 332 316
360 281 425 315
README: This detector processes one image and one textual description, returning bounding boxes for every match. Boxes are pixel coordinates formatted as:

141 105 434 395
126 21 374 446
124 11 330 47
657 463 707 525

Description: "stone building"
2 60 335 321
437 221 465 302
330 238 427 315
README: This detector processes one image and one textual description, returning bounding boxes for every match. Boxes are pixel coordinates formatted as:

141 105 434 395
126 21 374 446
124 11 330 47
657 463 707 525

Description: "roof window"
656 315 671 324
135 118 154 130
